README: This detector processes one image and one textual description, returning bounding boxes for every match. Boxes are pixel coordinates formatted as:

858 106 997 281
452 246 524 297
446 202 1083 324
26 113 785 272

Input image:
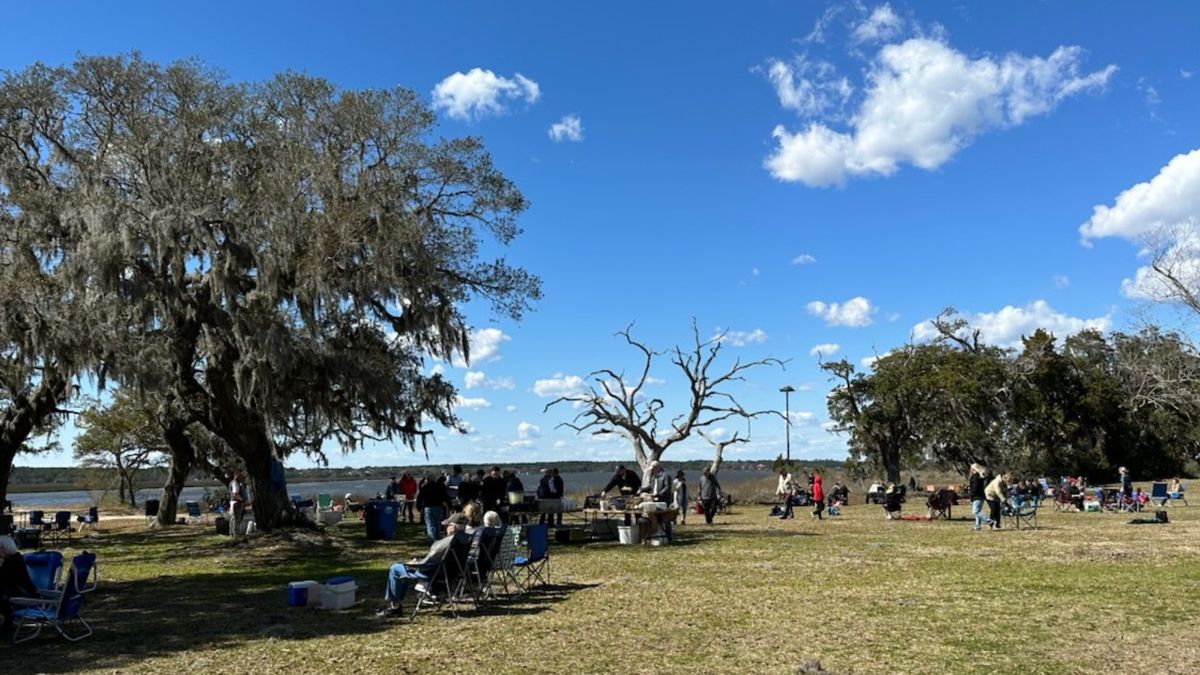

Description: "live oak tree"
546 323 783 475
0 54 540 530
73 392 166 507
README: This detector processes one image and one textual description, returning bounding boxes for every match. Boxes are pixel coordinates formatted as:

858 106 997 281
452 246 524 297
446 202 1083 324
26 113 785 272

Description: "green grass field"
6 500 1200 675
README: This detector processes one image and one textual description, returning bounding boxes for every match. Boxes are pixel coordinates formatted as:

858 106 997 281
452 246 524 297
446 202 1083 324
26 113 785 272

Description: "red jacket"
811 475 824 502
400 476 418 499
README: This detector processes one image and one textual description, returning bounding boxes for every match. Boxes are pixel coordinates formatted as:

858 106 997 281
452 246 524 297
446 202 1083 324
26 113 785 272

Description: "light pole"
779 385 795 463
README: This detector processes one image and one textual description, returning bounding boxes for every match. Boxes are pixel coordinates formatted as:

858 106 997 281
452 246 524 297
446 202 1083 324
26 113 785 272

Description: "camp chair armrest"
37 588 64 600
9 595 53 607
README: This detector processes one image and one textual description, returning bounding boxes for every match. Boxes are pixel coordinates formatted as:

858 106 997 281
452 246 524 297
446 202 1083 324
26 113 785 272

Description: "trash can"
617 525 640 545
364 499 398 540
214 516 230 536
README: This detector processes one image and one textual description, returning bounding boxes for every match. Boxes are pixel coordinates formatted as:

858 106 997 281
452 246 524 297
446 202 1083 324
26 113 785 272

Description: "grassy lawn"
5 501 1200 675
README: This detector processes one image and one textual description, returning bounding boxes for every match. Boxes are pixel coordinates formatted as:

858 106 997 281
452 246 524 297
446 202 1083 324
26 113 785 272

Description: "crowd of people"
773 468 849 520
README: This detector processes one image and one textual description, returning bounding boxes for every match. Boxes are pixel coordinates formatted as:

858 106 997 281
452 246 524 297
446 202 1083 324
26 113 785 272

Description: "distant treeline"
11 458 845 490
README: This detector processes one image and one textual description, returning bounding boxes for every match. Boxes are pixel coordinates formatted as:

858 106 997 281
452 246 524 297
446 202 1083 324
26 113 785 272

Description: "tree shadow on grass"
0 529 590 673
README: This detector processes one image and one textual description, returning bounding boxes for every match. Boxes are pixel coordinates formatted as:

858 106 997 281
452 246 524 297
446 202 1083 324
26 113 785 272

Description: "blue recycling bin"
364 499 398 541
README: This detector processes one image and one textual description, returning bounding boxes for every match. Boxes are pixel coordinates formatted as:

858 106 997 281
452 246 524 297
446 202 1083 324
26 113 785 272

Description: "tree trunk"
883 447 902 485
157 420 195 527
242 445 291 532
0 374 67 515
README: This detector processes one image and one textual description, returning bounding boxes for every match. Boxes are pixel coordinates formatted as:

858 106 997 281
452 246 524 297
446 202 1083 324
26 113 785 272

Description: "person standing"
480 466 507 513
985 471 1009 530
642 461 671 503
775 468 793 505
698 467 722 525
969 463 989 531
1119 466 1133 502
672 470 688 525
399 473 418 523
416 473 449 542
810 473 825 520
549 468 565 527
384 475 400 501
446 465 464 507
229 471 248 536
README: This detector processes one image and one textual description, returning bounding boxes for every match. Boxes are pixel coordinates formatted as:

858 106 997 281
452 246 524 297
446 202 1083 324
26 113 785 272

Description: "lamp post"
780 385 795 463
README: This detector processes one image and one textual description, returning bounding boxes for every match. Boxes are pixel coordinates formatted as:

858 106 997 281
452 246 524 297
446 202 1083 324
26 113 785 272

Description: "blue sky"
5 2 1200 469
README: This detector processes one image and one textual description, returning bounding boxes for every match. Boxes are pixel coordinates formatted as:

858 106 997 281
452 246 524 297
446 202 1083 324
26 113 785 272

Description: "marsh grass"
5 502 1200 674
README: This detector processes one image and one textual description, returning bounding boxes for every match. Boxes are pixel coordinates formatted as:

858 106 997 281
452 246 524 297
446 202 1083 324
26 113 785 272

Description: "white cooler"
320 576 357 610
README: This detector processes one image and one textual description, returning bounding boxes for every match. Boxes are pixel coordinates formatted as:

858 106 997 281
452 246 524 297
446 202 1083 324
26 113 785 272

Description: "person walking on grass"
673 470 688 525
985 471 1010 530
810 473 825 520
969 463 990 531
699 467 723 525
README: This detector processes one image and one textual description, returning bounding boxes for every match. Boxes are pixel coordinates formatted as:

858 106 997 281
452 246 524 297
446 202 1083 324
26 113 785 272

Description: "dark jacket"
480 475 507 509
506 474 524 493
1 552 37 598
969 473 986 501
699 473 722 501
416 480 449 511
550 474 564 499
457 479 480 505
602 470 641 494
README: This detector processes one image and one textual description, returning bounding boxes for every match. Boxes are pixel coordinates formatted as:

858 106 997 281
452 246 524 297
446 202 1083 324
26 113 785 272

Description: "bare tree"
545 322 783 473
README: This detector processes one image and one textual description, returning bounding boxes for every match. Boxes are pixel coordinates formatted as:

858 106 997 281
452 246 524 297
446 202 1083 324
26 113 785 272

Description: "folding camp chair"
1053 489 1077 512
68 551 98 594
1004 495 1039 530
316 493 334 512
28 510 47 531
9 565 93 643
24 551 64 594
514 523 550 587
1168 482 1188 506
45 511 72 544
410 535 471 619
185 501 205 524
488 525 525 596
76 507 99 531
466 526 505 605
144 500 160 526
926 489 954 520
1150 482 1169 507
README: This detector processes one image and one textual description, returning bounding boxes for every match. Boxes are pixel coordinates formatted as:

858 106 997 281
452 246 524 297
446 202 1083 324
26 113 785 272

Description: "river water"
8 467 776 509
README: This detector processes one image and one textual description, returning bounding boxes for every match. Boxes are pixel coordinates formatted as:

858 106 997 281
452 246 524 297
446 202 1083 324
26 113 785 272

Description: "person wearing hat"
600 465 641 496
384 475 401 501
377 513 470 617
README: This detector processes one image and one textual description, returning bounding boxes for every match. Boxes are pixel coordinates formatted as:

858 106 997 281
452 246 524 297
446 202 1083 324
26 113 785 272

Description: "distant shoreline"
8 458 847 495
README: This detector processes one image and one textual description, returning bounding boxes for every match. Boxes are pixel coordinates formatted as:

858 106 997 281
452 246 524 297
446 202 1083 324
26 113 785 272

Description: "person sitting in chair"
377 514 470 617
883 484 903 520
0 535 37 640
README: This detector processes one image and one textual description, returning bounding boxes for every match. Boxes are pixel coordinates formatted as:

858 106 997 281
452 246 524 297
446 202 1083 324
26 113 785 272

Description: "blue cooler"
288 580 320 607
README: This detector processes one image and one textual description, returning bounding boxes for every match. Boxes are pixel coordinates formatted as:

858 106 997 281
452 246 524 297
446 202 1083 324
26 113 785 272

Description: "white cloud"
505 405 518 412
809 343 841 357
1121 229 1200 301
432 68 540 122
517 421 541 439
792 254 817 265
1052 275 1071 289
852 4 904 45
553 440 568 450
860 351 893 369
548 114 584 142
912 300 1112 348
766 58 854 118
716 328 768 347
454 395 492 410
452 328 510 367
806 296 876 327
1183 69 1195 80
1078 148 1200 242
751 267 760 276
533 373 588 398
464 370 515 390
766 37 1116 187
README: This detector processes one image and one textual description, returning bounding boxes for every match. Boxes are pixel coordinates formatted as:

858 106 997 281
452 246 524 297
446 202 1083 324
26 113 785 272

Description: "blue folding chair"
69 551 98 594
1150 482 1169 507
10 565 93 643
24 551 64 594
513 523 550 587
185 501 205 524
76 507 99 531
